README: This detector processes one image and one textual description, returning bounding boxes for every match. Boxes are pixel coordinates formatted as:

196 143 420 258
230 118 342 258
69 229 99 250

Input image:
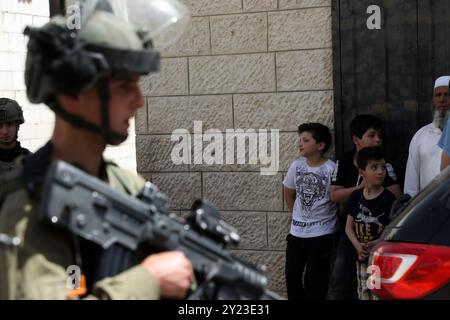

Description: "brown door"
49 0 66 17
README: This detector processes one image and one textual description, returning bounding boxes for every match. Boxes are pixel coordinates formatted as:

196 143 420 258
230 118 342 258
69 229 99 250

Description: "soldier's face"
0 121 18 147
107 74 144 139
75 74 144 145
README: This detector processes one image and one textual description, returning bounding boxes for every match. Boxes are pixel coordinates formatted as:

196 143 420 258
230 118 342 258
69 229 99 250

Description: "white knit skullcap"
434 76 450 89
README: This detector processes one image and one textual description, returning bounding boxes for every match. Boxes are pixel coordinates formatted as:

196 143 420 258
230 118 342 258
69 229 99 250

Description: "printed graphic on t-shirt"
353 204 386 243
295 166 328 214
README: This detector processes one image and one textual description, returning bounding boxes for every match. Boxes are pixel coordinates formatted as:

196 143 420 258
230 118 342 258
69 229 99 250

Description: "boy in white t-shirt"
283 123 338 300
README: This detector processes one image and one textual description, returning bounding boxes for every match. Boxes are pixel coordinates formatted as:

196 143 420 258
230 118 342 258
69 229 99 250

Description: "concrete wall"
137 0 334 296
0 0 137 172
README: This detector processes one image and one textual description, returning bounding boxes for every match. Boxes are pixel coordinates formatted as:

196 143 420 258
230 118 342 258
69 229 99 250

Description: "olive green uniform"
0 142 31 175
0 142 160 299
0 98 31 174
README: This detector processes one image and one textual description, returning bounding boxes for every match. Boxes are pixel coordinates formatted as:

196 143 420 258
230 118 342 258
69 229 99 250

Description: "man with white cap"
404 75 450 196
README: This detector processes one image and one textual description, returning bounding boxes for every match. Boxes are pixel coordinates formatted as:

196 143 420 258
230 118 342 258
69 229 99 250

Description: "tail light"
369 242 450 299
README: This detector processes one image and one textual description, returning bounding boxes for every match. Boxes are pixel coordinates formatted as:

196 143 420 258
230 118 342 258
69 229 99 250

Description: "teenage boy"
327 114 401 300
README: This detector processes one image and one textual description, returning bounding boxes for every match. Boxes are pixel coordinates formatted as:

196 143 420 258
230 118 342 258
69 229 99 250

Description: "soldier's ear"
58 94 81 113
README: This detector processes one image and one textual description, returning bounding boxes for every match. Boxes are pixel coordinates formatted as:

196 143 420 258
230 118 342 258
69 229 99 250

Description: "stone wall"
137 0 334 296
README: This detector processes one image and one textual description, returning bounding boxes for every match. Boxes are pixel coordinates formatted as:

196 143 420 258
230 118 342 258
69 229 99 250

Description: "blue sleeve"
438 118 450 155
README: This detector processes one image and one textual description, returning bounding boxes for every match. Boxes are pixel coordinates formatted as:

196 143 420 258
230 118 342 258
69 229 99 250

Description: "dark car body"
369 166 450 299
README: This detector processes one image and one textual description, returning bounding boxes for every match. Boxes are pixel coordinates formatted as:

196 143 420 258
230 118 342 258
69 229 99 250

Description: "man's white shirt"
404 122 442 197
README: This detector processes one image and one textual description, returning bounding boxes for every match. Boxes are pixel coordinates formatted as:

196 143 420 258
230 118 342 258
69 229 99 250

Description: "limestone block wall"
137 0 334 296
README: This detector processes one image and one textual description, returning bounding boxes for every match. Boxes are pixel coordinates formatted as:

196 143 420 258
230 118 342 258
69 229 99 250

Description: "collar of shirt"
22 141 108 197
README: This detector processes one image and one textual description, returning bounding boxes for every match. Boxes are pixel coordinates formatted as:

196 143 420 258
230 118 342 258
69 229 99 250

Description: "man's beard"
433 109 450 131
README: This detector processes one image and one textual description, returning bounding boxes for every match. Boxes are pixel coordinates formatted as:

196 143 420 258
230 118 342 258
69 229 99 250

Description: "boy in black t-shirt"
331 115 401 207
327 114 401 300
345 147 396 300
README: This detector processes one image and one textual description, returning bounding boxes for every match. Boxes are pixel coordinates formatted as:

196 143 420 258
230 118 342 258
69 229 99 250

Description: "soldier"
0 98 31 174
0 0 194 299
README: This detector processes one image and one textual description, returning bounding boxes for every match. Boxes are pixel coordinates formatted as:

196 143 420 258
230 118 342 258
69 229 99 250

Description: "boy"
345 146 396 300
327 114 401 300
283 123 338 300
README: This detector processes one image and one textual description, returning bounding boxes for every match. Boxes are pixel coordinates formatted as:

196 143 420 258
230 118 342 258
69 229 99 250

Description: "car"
368 166 450 299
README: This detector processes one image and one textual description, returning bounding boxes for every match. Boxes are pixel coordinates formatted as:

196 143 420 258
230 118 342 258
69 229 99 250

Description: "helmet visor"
78 0 191 49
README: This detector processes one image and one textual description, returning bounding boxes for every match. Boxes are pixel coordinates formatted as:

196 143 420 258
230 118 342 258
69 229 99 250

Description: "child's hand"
356 243 369 262
358 251 369 262
367 240 380 251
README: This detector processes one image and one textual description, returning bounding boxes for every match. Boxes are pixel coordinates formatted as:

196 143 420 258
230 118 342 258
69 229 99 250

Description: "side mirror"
390 194 411 220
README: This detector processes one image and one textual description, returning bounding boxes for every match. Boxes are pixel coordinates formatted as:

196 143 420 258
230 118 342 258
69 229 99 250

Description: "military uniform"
0 142 31 174
0 0 192 300
0 142 160 299
0 98 31 174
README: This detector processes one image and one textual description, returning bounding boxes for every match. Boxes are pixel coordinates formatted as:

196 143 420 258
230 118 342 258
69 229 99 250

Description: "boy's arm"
386 184 402 198
345 215 360 249
345 215 367 260
330 185 360 203
284 186 296 214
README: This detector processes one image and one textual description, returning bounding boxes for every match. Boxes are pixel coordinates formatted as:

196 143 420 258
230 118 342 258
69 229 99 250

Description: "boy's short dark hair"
298 122 332 154
357 146 385 170
350 114 384 139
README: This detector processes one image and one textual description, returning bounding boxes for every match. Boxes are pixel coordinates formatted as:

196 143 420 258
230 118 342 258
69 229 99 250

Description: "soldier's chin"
108 134 129 146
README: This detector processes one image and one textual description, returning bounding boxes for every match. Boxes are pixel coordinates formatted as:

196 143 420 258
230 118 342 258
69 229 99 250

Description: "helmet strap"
48 86 128 145
98 78 111 134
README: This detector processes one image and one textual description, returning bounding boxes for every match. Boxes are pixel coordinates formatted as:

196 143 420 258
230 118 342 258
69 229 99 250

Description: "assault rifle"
39 160 282 300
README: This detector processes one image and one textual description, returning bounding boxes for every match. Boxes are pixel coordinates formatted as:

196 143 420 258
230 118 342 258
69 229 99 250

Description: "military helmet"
23 0 190 144
24 7 160 104
0 98 25 125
